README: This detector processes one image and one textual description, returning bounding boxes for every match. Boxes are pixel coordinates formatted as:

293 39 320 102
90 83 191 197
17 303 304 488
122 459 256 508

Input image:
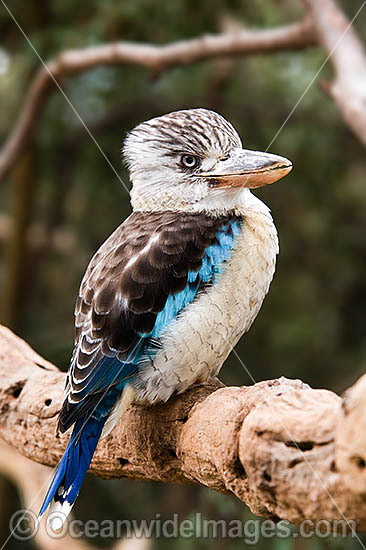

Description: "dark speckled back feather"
59 210 241 431
74 211 226 346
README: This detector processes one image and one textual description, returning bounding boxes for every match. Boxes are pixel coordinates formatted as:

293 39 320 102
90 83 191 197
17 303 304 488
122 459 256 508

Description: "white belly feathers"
133 193 279 404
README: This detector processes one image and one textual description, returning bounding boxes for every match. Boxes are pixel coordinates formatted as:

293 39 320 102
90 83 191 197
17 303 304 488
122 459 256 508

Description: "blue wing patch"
149 219 241 339
63 218 242 428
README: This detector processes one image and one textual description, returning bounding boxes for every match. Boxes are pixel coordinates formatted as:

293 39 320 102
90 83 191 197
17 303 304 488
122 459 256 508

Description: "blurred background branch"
0 441 151 549
301 0 366 143
0 0 365 187
0 16 317 183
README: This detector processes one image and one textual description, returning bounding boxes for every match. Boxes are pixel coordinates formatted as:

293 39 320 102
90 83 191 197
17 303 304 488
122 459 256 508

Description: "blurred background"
0 0 365 549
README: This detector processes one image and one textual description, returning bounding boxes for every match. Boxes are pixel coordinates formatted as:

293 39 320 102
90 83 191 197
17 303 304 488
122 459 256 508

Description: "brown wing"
59 210 235 432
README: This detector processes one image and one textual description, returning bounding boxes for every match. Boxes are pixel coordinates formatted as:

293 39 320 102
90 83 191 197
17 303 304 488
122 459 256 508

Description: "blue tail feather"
39 417 104 518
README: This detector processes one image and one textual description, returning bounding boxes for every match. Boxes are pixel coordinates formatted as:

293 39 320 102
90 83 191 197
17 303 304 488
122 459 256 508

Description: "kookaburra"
39 108 292 527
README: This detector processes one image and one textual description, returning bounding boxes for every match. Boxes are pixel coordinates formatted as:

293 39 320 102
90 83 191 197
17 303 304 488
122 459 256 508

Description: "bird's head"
123 109 292 213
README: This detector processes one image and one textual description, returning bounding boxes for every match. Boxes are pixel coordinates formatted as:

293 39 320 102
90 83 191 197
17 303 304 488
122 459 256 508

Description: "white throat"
130 181 271 218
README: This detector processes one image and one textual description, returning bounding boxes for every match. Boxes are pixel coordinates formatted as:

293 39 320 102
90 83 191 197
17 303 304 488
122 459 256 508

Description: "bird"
39 108 292 529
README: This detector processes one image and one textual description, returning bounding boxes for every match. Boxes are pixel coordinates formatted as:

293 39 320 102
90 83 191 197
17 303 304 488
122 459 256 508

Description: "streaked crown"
123 108 242 173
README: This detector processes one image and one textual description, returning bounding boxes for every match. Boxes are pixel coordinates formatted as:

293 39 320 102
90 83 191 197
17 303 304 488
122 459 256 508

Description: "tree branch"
0 325 365 531
301 0 366 144
0 18 316 183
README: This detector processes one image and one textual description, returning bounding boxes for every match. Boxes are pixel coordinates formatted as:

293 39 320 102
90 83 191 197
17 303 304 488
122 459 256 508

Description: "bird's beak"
198 148 293 189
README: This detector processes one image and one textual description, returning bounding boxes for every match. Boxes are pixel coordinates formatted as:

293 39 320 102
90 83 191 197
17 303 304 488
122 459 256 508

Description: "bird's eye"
181 155 198 169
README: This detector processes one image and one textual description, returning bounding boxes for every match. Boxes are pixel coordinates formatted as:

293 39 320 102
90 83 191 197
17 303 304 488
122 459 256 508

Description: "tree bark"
0 325 365 531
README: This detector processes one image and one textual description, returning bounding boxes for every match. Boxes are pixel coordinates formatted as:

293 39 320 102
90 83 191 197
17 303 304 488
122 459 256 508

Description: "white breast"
134 193 279 404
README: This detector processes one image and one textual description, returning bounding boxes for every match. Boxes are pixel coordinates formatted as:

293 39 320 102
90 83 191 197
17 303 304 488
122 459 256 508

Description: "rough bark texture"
0 325 365 531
